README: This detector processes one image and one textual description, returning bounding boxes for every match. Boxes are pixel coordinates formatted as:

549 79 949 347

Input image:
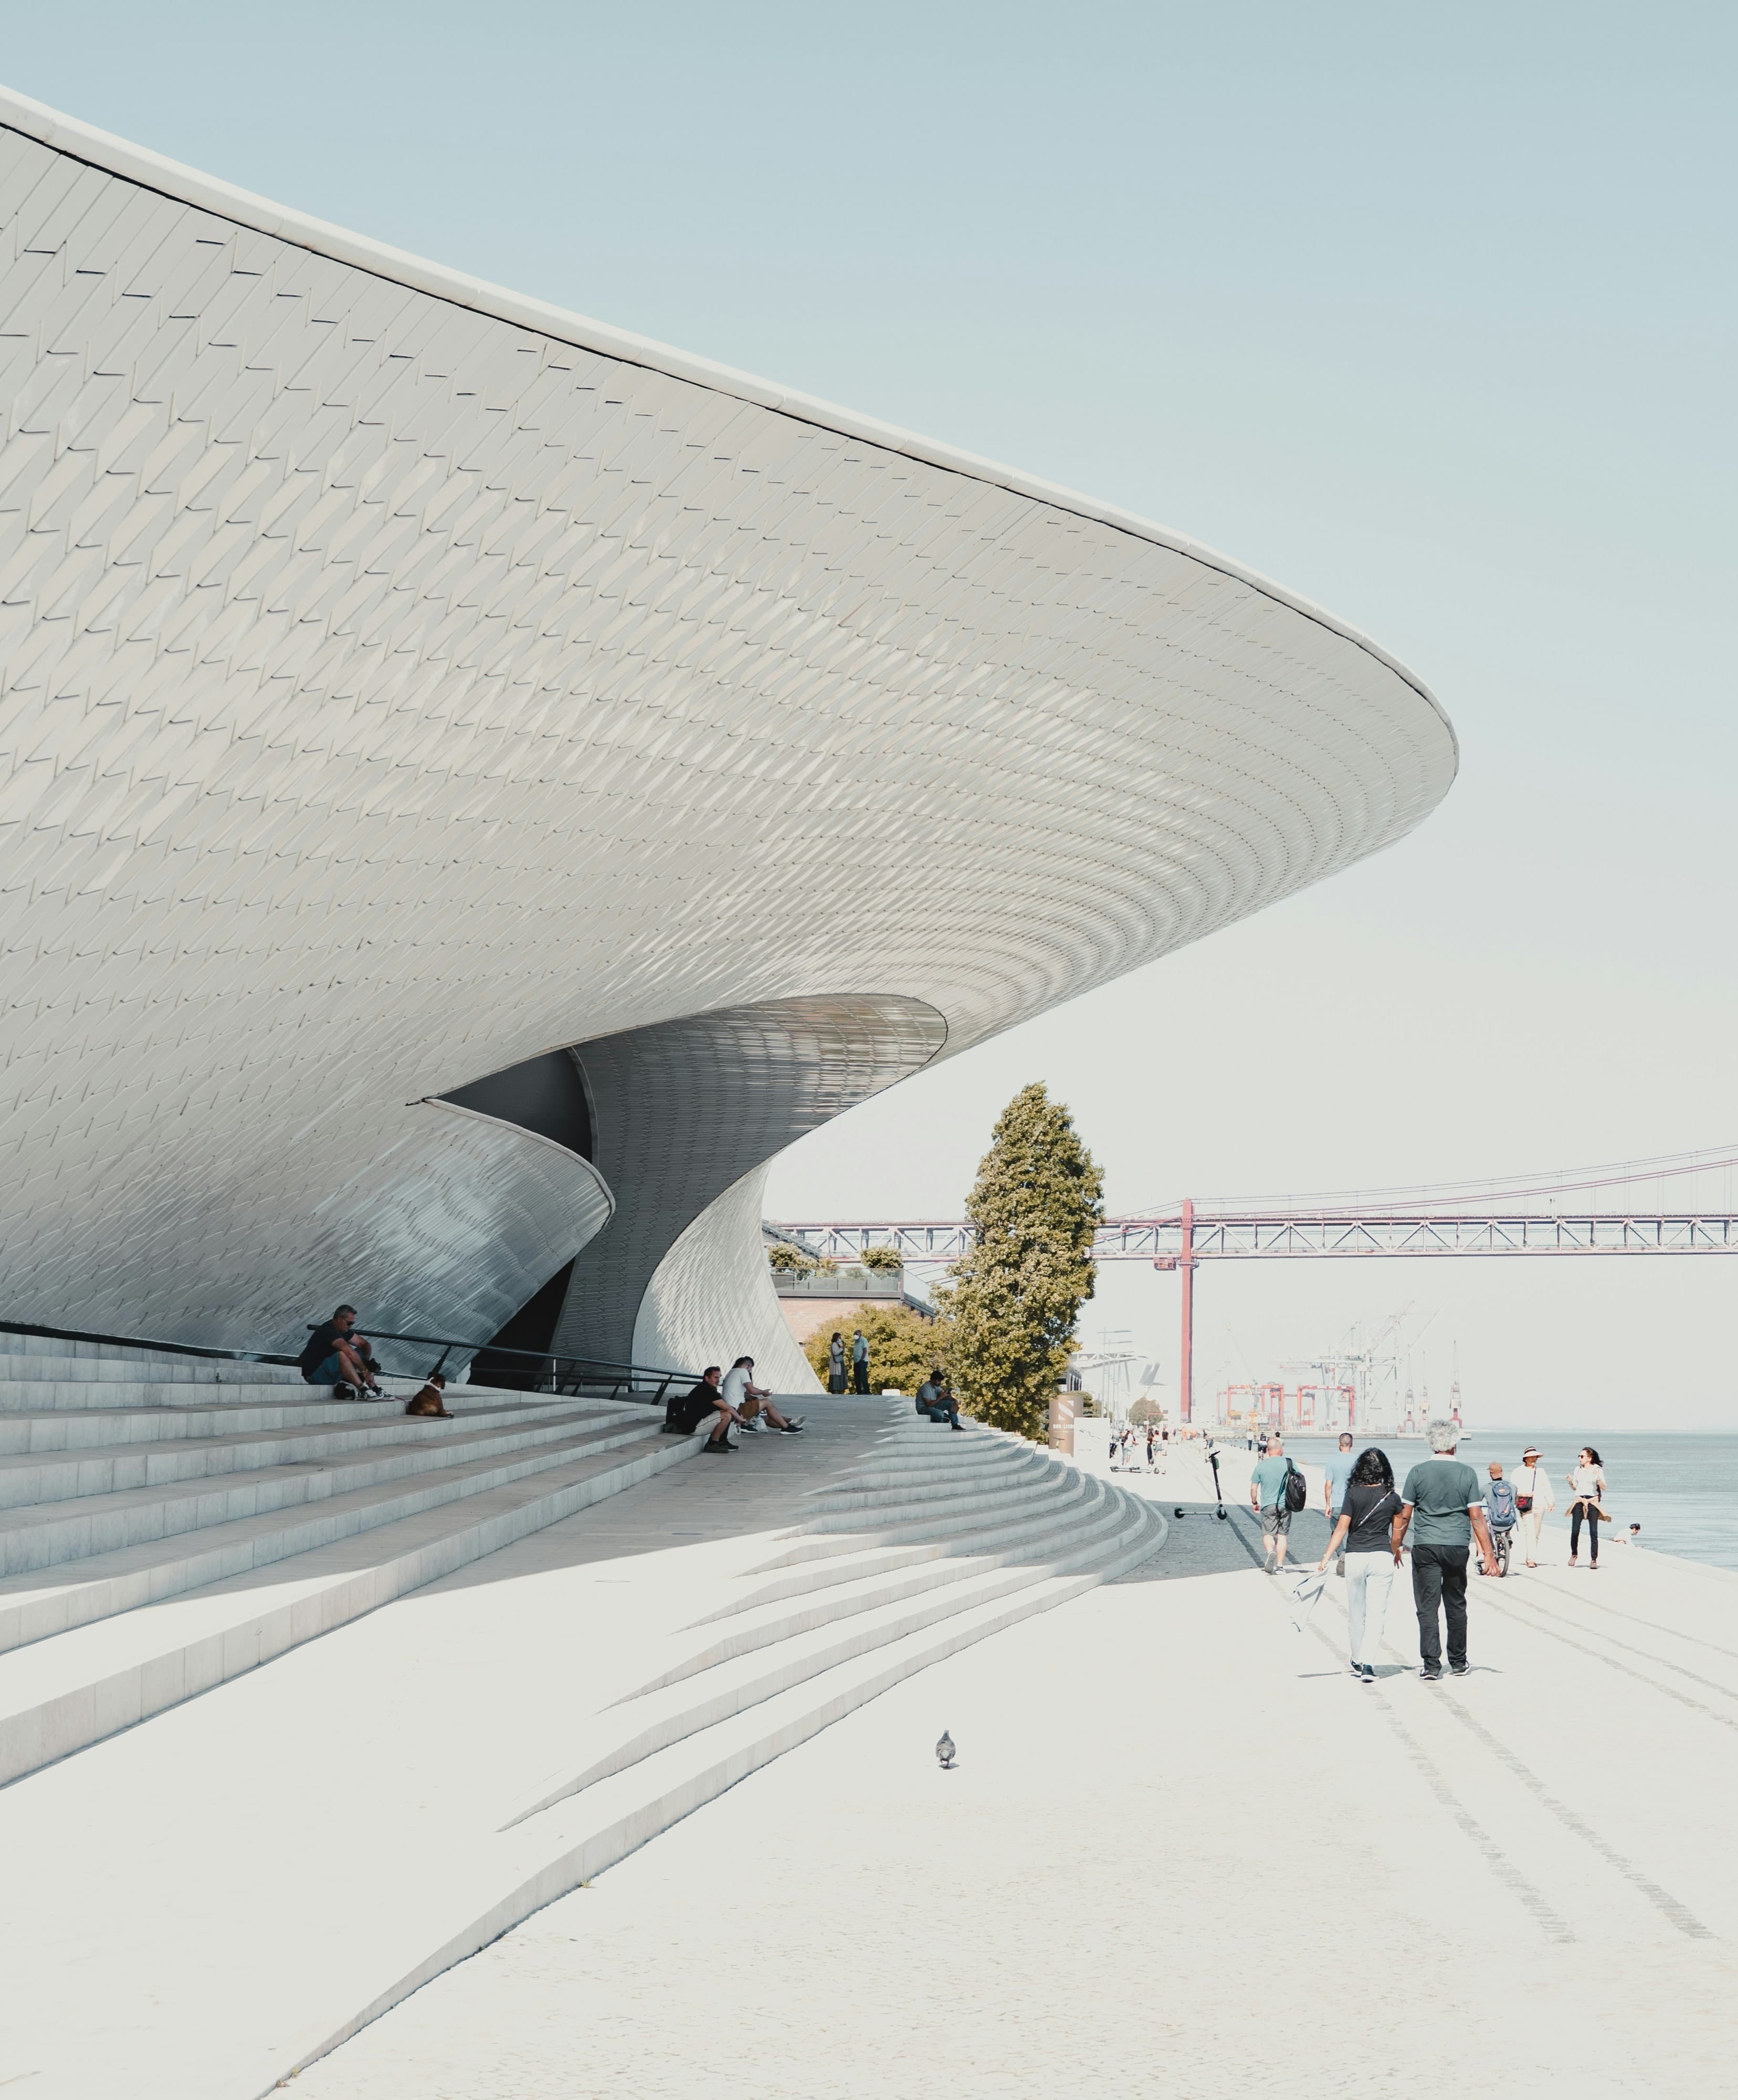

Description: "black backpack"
1281 1459 1309 1514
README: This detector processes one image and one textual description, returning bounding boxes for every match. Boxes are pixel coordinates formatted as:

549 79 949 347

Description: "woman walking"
1318 1447 1401 1683
826 1332 847 1394
1511 1445 1555 1567
1567 1446 1608 1569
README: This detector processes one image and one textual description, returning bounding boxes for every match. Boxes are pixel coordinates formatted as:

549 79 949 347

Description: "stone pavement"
299 1508 1738 2100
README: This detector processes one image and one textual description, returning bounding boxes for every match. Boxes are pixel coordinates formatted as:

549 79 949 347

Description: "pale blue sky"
6 5 1735 1424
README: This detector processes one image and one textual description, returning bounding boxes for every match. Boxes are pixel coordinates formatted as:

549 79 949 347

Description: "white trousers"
1344 1555 1396 1666
1516 1506 1548 1560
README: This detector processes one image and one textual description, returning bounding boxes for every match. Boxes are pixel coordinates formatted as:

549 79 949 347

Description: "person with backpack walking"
1249 1434 1303 1573
1394 1421 1500 1680
1480 1463 1518 1577
1316 1447 1401 1681
1511 1445 1555 1567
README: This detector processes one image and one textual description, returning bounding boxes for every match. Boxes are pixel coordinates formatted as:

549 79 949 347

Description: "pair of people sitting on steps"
666 1357 804 1451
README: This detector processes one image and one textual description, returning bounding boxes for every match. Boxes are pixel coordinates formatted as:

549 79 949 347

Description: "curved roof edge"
0 81 1455 768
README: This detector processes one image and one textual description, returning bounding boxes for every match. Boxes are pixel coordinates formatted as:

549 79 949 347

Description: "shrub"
803 1301 954 1394
860 1245 903 1274
766 1243 816 1275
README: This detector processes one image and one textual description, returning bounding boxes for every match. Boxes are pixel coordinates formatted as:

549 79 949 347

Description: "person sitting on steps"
666 1367 740 1446
722 1356 804 1433
298 1305 384 1398
914 1369 963 1430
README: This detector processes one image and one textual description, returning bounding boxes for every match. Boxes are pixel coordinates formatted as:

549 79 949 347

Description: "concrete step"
807 1453 1056 1512
783 1466 1091 1539
507 1483 1164 1828
0 1410 655 1576
0 1338 306 1379
0 1415 668 1654
0 1398 620 1506
649 1486 1147 1691
0 1389 584 1456
749 1468 1105 1569
0 1424 706 1787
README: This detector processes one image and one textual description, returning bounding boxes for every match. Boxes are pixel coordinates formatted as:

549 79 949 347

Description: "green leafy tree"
947 1083 1104 1440
1129 1397 1164 1426
860 1245 904 1275
802 1301 953 1393
766 1243 816 1275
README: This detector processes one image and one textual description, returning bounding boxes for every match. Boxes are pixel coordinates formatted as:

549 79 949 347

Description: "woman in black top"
1318 1447 1400 1683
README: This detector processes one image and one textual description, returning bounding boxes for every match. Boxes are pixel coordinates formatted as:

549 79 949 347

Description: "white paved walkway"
300 1503 1738 2100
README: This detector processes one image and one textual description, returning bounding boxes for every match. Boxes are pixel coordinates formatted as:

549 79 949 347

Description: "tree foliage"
860 1244 904 1274
1129 1397 1164 1426
802 1301 953 1394
946 1083 1104 1440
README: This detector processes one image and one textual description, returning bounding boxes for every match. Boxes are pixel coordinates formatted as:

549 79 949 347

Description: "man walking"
1394 1421 1500 1680
1249 1434 1295 1574
1322 1431 1356 1576
850 1328 870 1394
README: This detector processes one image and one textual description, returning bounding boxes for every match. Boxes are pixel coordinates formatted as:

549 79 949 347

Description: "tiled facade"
0 88 1455 1383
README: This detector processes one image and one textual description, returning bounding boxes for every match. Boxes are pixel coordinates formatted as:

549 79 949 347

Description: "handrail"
0 1318 298 1366
0 1316 697 1408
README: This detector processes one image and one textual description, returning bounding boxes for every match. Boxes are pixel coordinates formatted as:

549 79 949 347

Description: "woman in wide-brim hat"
1512 1444 1555 1568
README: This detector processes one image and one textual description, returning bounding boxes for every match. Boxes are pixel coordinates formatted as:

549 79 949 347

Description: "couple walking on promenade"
1310 1421 1500 1682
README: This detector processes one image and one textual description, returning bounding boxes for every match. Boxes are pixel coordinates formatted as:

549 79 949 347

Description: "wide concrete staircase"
460 1402 1167 1927
0 1330 702 1786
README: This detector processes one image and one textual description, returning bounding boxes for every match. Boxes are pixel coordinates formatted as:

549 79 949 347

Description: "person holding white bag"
1318 1446 1402 1683
1511 1444 1556 1568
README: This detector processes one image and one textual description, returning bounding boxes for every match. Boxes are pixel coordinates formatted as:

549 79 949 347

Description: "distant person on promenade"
1322 1432 1357 1576
1394 1421 1500 1680
1567 1446 1608 1569
827 1332 847 1393
1511 1445 1555 1567
1317 1447 1401 1682
1249 1434 1297 1575
851 1328 870 1393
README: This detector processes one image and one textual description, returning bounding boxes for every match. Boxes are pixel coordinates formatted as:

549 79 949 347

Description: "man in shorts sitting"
298 1305 384 1398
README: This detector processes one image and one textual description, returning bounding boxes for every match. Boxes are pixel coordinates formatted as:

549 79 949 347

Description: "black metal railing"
0 1316 696 1408
359 1328 695 1405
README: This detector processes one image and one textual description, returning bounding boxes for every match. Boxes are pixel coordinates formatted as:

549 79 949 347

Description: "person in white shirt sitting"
721 1356 804 1433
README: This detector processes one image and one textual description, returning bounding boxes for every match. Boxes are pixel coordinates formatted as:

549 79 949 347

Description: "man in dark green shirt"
1396 1424 1499 1679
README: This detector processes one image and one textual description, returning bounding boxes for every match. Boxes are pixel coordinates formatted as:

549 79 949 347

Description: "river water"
1281 1431 1738 1572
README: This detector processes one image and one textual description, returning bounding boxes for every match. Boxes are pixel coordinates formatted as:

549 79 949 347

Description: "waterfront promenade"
301 1444 1737 2099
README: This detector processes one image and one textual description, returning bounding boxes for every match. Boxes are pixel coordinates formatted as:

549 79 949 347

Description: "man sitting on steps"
298 1305 384 1398
914 1371 963 1430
